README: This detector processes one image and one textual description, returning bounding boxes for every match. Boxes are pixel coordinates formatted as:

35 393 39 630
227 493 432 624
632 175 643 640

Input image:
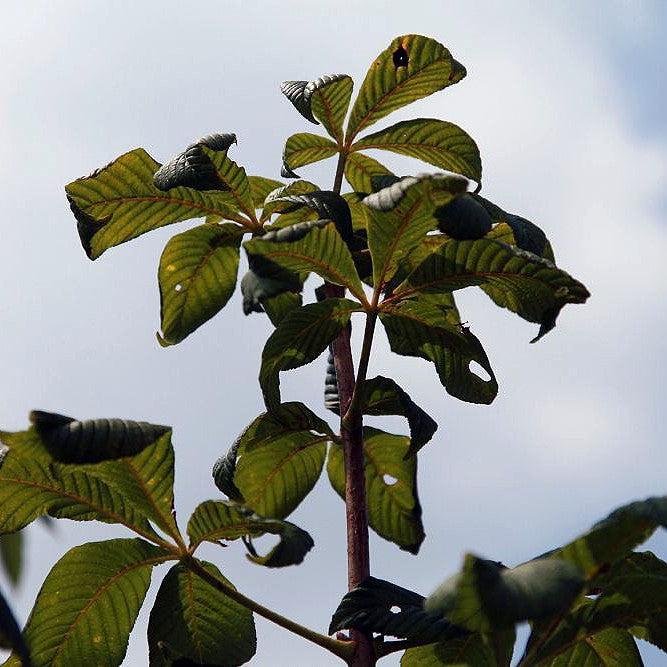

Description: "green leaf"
16 538 170 667
401 633 513 667
186 500 314 567
229 402 334 519
425 555 584 634
329 576 461 644
259 299 361 411
0 413 178 541
147 561 256 667
65 148 246 260
260 180 318 222
346 35 466 141
364 173 468 288
328 427 424 553
548 495 667 578
379 300 498 405
282 133 338 175
362 376 438 456
538 628 643 667
247 176 284 212
245 223 366 302
0 532 22 586
200 147 255 221
311 75 354 144
261 291 303 327
396 237 590 342
352 119 481 183
240 267 302 317
157 223 243 346
344 152 395 193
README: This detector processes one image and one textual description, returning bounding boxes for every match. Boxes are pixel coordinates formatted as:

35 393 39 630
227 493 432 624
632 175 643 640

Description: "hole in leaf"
174 284 183 292
392 46 409 69
390 605 401 614
469 361 491 382
383 474 398 486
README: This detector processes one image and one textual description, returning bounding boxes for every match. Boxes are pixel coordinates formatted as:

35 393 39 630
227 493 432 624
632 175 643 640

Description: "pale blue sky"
1 2 666 665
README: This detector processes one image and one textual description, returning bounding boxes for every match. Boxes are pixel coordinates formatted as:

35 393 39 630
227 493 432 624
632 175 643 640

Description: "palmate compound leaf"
327 427 424 553
147 561 256 667
282 133 338 177
65 136 250 260
157 223 243 346
244 220 367 303
216 402 334 520
424 555 584 634
3 538 171 667
361 376 438 457
187 500 313 568
362 173 469 289
0 412 178 541
393 236 590 342
523 552 667 664
379 299 498 405
352 118 482 184
345 35 466 142
259 298 362 411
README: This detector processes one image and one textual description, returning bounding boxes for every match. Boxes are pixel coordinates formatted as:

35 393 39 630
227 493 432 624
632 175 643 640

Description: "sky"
1 1 666 665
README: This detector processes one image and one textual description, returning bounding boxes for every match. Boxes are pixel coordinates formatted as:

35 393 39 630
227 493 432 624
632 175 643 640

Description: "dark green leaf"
363 174 468 288
226 402 334 519
396 237 590 342
15 538 169 667
260 180 318 222
239 267 302 317
379 300 498 405
425 554 584 633
434 195 492 240
329 576 462 644
157 223 243 346
0 532 22 586
65 147 247 260
311 75 353 143
352 119 481 183
0 583 30 664
361 376 438 456
0 413 177 540
261 291 303 327
328 427 424 553
346 35 466 141
259 299 361 411
245 222 366 302
187 500 313 567
344 152 395 194
147 561 256 667
282 133 338 176
247 176 284 212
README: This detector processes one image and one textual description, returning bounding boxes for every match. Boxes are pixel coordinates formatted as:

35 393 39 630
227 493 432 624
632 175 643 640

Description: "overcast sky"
1 1 666 665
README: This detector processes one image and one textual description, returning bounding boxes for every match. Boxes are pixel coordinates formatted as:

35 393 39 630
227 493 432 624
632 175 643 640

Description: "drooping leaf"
0 532 22 586
328 427 424 553
396 237 590 342
346 35 466 141
329 576 461 644
363 173 468 288
282 133 338 176
13 538 169 667
0 413 177 540
0 583 30 664
352 119 481 183
379 300 498 404
344 152 395 194
434 195 492 240
548 495 667 578
310 75 354 143
245 222 366 302
225 402 334 519
65 147 247 260
239 266 302 317
147 561 256 667
362 376 438 457
157 223 243 346
259 299 362 411
424 554 584 633
187 500 313 567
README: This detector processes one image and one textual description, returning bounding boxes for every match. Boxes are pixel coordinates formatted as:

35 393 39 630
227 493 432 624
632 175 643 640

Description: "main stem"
328 150 377 666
